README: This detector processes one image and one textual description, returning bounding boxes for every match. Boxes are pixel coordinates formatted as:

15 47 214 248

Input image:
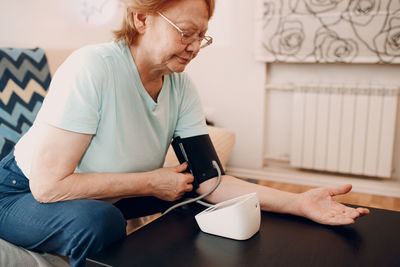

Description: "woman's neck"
129 45 164 102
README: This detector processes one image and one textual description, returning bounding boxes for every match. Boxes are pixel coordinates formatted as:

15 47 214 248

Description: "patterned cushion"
0 48 50 160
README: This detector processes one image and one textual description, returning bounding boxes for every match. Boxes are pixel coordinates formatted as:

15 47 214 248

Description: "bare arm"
197 175 370 226
29 124 194 203
197 175 298 214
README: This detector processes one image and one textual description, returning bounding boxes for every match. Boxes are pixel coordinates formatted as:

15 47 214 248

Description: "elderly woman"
0 0 369 266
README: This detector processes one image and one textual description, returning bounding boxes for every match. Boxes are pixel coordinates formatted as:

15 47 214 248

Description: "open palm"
297 184 370 225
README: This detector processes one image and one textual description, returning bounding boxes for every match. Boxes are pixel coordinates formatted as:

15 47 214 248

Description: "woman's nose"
186 39 201 53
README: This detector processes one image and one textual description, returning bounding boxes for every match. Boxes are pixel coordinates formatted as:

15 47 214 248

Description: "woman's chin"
168 63 187 73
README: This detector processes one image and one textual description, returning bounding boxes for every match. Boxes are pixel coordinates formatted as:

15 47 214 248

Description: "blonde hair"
113 0 215 46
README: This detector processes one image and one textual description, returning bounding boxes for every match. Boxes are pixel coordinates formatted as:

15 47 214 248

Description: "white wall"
0 0 124 49
185 0 266 168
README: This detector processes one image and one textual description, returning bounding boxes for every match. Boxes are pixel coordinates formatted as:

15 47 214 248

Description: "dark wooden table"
88 204 400 267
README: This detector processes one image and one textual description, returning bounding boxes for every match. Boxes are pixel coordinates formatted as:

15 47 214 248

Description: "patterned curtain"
255 0 400 63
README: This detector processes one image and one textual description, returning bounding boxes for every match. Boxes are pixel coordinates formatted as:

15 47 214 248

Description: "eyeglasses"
157 12 213 49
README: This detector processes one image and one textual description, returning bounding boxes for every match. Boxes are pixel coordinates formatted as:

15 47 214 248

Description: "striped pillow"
0 48 50 160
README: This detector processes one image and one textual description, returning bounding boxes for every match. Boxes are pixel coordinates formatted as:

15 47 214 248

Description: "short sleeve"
36 47 105 134
173 73 208 138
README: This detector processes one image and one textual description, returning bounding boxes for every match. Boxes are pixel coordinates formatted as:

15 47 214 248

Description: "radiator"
269 84 399 178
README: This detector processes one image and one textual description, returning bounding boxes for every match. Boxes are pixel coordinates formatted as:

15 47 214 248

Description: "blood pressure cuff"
171 134 225 190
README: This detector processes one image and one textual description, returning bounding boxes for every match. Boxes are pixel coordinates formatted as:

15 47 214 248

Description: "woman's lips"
175 55 190 64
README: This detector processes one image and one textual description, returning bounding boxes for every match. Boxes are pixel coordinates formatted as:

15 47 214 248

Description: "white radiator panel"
303 92 317 169
338 93 355 174
314 93 329 170
291 91 304 167
326 92 342 173
364 95 382 176
378 95 398 177
351 94 369 175
282 84 399 178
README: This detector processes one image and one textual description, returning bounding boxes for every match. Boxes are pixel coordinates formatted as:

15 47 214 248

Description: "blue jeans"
0 151 173 267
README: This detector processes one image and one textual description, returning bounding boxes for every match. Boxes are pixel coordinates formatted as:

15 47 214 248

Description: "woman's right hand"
149 163 194 201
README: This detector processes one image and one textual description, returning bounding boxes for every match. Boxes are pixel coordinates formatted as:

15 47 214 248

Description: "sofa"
0 47 69 267
0 47 235 266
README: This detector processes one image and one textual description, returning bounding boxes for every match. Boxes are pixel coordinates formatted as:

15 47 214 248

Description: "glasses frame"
157 12 213 49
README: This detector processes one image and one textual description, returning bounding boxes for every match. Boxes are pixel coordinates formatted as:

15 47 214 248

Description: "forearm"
29 171 154 203
199 175 301 216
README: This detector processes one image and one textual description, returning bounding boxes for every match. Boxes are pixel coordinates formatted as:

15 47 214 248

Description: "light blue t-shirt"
14 41 207 177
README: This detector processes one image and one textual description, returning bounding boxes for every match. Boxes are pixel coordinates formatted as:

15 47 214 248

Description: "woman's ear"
133 13 148 33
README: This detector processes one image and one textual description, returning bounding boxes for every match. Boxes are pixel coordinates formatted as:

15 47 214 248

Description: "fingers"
356 207 370 215
347 207 363 220
333 201 370 218
174 173 194 196
183 172 194 183
324 205 370 225
153 165 194 201
181 174 194 192
174 162 188 173
170 181 193 201
330 217 355 226
185 183 193 192
322 209 356 225
334 205 359 218
328 184 352 196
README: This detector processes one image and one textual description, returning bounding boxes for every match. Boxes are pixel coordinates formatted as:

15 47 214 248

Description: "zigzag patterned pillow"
0 48 50 160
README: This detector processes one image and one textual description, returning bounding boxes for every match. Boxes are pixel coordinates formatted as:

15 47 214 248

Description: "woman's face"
140 0 209 74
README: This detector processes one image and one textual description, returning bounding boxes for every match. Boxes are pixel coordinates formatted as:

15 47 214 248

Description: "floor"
257 180 400 212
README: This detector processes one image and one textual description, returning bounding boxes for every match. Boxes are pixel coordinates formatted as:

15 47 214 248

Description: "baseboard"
226 166 400 198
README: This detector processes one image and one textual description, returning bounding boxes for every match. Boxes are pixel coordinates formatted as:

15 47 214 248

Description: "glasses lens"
181 35 194 45
181 35 213 49
200 36 212 49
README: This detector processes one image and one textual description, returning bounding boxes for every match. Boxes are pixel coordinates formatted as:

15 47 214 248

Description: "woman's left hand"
296 184 370 225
